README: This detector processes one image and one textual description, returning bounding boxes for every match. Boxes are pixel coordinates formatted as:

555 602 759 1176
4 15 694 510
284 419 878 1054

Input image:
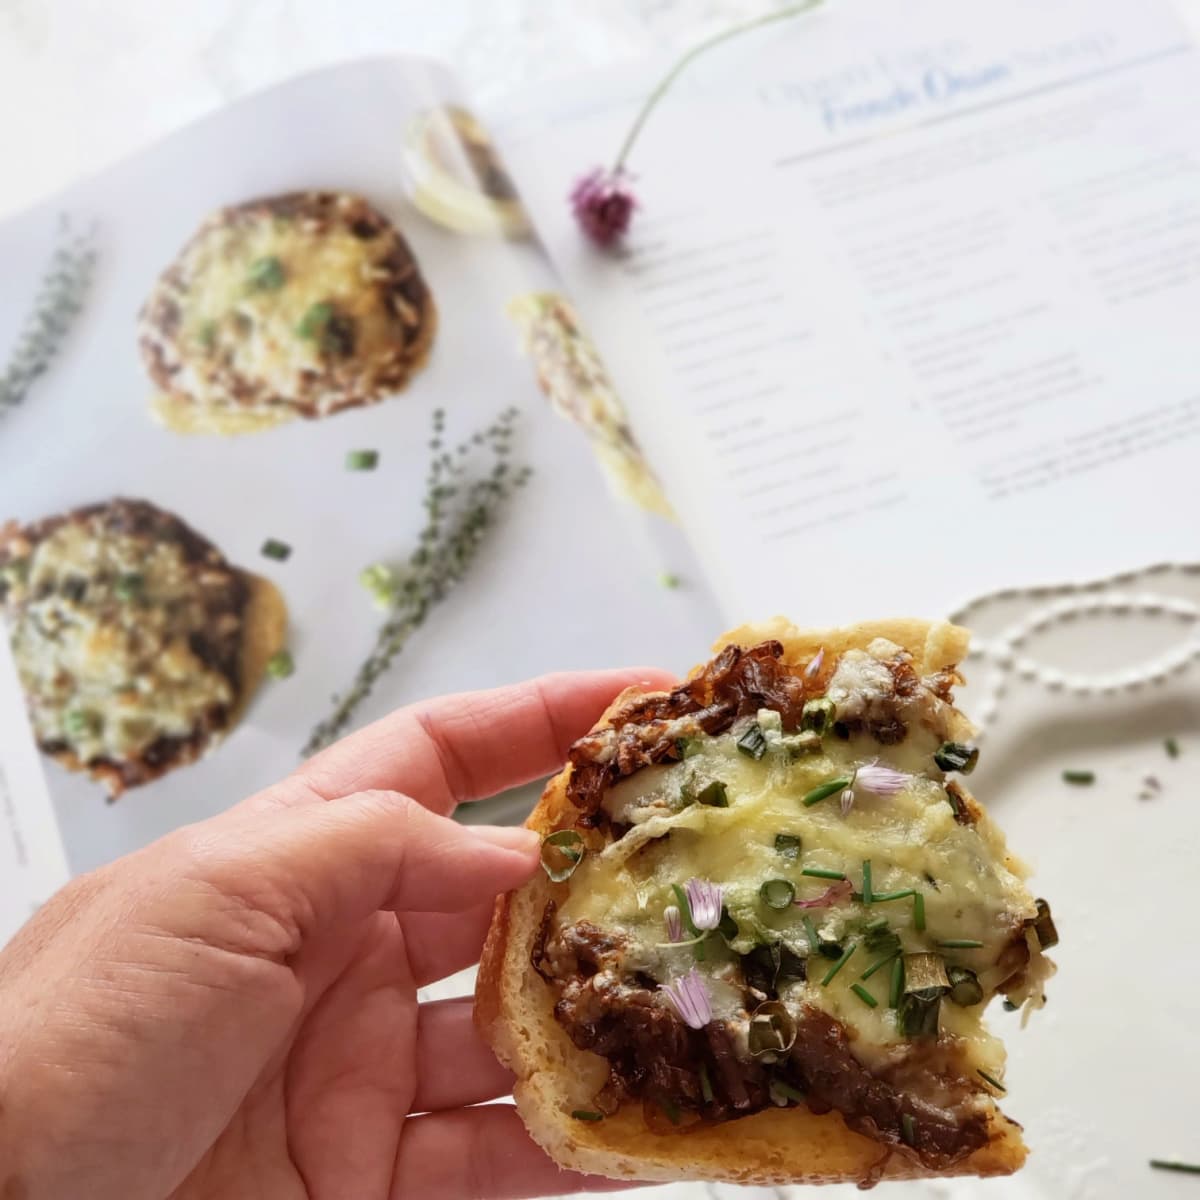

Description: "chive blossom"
346 449 379 471
851 983 878 1008
1062 769 1095 785
803 775 853 807
260 538 291 561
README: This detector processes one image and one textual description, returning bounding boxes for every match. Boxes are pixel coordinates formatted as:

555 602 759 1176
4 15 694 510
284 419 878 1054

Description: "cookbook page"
0 54 720 931
494 0 1200 627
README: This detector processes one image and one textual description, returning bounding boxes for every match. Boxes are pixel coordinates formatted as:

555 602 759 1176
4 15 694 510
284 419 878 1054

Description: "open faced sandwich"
0 498 286 797
477 618 1057 1188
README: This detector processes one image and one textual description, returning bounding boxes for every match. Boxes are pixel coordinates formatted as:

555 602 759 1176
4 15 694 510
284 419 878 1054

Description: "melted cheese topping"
557 713 1036 1081
4 520 237 762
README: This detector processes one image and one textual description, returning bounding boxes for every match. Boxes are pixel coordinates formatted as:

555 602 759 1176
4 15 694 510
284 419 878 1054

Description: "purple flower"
660 967 712 1029
804 647 825 681
683 878 724 931
793 879 853 909
664 904 684 944
570 167 636 247
855 762 910 796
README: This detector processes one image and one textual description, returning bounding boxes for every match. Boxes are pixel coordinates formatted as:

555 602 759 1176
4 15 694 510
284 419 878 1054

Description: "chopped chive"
1150 1160 1200 1175
659 571 681 589
801 867 846 881
540 830 585 882
699 1063 714 1103
770 1078 806 1103
266 649 294 679
246 254 285 291
695 779 728 807
760 878 796 909
870 889 915 903
1165 737 1180 758
851 982 878 1008
861 950 900 981
63 709 99 737
1062 769 1095 785
912 892 926 932
820 941 856 985
937 939 983 949
800 697 836 735
774 833 802 860
901 1113 916 1146
736 722 768 760
346 449 379 471
861 860 873 906
571 1109 604 1121
803 775 853 807
976 1069 1006 1093
934 741 978 774
113 572 144 602
802 915 821 954
261 538 291 561
889 955 905 1008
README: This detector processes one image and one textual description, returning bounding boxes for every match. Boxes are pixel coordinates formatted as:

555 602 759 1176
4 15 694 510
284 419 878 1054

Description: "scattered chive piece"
1150 1160 1200 1175
1165 737 1180 758
889 955 905 1008
540 830 585 882
774 833 801 860
672 881 706 961
819 940 844 960
976 1069 1006 1093
800 697 836 735
1062 769 1095 785
851 983 878 1008
63 709 98 736
820 942 856 985
936 938 983 949
770 1078 805 1103
760 878 796 909
871 889 915 903
802 915 821 954
113 572 144 601
934 741 978 774
861 951 901 981
912 892 926 932
346 449 379 471
695 779 728 807
736 723 768 760
801 867 846 881
803 775 853 807
699 1063 714 1104
266 649 294 679
658 571 680 589
247 254 285 291
571 1110 604 1121
261 538 291 561
861 860 873 906
901 1113 916 1146
297 300 334 339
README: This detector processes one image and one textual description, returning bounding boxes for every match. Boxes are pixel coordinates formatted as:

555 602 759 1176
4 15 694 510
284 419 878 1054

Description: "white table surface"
5 6 1200 1198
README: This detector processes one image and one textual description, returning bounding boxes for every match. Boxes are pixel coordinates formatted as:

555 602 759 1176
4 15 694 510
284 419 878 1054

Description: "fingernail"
468 825 540 854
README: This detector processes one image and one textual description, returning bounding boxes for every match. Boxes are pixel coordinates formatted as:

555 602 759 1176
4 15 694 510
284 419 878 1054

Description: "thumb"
174 790 541 944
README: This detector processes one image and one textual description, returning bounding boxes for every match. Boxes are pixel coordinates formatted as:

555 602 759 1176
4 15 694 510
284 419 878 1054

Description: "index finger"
259 668 674 815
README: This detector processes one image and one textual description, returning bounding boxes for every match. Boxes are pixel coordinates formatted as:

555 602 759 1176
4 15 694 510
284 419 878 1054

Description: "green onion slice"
695 779 728 807
934 741 979 774
851 983 878 1008
800 697 836 735
774 833 801 860
803 775 853 807
736 722 768 760
540 830 585 882
905 953 950 992
760 878 796 910
897 988 942 1039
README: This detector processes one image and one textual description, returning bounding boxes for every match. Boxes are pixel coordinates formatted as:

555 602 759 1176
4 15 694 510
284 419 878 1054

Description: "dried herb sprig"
1 217 97 419
302 406 530 755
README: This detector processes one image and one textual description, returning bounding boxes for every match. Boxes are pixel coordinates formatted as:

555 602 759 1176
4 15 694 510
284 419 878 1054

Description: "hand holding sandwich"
0 670 669 1200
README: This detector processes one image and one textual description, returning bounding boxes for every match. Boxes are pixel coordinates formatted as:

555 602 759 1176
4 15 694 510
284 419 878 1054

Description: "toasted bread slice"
477 618 1054 1187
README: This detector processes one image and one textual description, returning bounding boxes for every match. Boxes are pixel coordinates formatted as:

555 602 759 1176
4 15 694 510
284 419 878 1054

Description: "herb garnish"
246 255 285 291
936 938 983 949
900 1113 916 1146
800 697 835 735
820 941 856 985
346 449 379 471
861 951 901 981
861 859 873 905
267 649 295 679
1165 737 1180 758
770 1078 805 1104
1 217 97 422
934 741 978 774
694 780 728 807
1062 769 1095 785
912 891 926 932
888 955 905 1008
698 1063 714 1103
261 538 291 561
801 915 821 954
801 867 845 881
540 830 585 882
803 775 852 807
976 1068 1006 1093
571 1109 604 1122
1150 1160 1200 1175
760 878 795 909
774 833 801 860
736 722 768 760
113 572 144 602
303 407 530 754
850 982 878 1008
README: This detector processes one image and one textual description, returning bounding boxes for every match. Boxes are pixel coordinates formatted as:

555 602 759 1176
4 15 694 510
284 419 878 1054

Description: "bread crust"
476 617 1027 1186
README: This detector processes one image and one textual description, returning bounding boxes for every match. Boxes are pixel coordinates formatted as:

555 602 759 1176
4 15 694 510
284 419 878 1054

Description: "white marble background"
5 3 1200 1197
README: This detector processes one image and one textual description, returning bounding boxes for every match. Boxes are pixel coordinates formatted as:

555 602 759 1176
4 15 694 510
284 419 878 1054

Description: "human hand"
0 669 671 1200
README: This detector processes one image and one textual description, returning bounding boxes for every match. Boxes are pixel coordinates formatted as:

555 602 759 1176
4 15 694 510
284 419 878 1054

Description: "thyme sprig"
1 218 97 420
302 406 530 755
